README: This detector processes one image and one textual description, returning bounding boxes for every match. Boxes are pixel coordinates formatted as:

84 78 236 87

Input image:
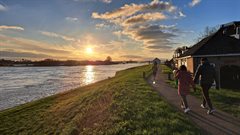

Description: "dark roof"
221 21 240 28
153 58 160 61
179 28 240 57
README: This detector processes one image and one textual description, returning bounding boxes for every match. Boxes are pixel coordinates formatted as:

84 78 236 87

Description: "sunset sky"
0 0 239 61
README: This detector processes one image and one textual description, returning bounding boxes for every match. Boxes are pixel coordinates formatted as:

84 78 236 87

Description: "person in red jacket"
175 65 196 113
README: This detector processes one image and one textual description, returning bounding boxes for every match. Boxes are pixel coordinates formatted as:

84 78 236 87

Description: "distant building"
164 59 174 68
153 58 161 65
174 21 240 89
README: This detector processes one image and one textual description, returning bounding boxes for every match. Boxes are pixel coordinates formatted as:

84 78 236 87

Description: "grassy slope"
161 64 240 118
0 65 200 135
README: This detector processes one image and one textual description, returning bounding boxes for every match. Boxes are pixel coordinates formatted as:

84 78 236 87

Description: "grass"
161 65 173 74
0 65 200 134
161 64 240 118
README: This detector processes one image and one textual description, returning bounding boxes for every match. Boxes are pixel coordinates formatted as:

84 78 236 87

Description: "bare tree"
197 25 220 41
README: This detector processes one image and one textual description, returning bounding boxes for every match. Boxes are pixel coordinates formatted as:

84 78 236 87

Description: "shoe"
207 109 216 114
184 108 191 113
200 104 206 109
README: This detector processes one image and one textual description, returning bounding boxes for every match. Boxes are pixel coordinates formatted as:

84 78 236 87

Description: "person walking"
175 65 195 113
152 61 158 84
172 67 179 87
194 58 219 114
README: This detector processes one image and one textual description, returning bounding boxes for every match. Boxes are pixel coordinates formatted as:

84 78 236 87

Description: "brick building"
174 21 240 89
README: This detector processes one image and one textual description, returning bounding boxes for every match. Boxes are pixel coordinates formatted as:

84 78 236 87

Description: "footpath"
147 68 240 135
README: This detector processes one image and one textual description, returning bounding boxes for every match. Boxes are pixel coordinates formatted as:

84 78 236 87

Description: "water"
0 63 146 110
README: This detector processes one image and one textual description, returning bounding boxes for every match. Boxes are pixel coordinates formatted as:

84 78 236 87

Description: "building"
174 21 240 89
153 58 161 65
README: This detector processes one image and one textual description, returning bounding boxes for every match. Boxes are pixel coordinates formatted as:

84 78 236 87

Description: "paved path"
147 68 240 135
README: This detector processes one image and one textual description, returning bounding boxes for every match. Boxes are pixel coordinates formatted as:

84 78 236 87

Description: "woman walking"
175 65 196 113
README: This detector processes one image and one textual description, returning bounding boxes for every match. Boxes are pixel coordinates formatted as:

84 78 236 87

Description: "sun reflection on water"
84 65 95 84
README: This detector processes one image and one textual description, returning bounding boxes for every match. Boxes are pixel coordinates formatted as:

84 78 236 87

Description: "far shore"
0 59 148 67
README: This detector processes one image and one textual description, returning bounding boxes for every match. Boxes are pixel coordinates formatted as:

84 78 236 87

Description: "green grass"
161 64 173 74
0 65 200 134
161 64 240 118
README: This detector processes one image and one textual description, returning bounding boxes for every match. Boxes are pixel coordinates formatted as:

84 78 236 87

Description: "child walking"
175 65 195 113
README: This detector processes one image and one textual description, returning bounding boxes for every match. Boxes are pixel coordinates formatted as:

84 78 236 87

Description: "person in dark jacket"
152 61 158 84
194 58 219 114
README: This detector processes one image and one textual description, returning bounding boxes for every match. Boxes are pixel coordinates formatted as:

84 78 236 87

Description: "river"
0 63 146 110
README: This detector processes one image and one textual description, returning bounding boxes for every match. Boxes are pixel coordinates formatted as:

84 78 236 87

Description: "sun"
86 47 93 54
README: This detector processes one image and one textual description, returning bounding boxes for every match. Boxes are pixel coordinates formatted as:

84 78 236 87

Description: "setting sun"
86 47 93 54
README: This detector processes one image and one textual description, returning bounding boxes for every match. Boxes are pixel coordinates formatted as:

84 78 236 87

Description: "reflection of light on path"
84 65 95 84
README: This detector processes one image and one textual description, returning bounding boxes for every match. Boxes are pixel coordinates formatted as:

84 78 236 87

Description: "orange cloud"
0 25 24 31
92 0 184 56
123 12 166 26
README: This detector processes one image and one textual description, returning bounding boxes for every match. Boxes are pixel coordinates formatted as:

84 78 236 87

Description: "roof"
221 21 240 35
221 21 240 28
179 35 214 57
179 27 240 58
153 58 161 61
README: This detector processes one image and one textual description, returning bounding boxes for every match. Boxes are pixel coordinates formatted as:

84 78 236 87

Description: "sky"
0 0 239 61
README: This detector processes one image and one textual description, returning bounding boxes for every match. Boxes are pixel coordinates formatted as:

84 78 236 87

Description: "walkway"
147 68 240 135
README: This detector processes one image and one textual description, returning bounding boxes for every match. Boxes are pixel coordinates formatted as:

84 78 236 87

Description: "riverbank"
0 65 200 134
0 63 145 110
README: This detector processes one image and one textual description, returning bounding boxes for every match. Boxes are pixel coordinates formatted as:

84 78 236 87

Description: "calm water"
0 63 146 110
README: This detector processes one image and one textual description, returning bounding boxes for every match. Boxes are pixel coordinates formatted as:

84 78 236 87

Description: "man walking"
194 58 219 114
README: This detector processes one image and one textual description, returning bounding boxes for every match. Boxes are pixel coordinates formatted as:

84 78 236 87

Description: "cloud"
123 12 166 26
122 24 177 50
65 17 79 22
92 4 143 19
0 51 52 59
120 55 143 59
74 0 111 4
189 0 201 7
92 1 178 20
95 23 111 29
148 0 177 12
0 25 24 31
146 45 171 49
39 31 76 42
102 0 111 3
113 31 122 38
0 4 7 11
179 11 186 17
96 23 105 28
158 24 176 29
0 35 72 57
92 0 187 56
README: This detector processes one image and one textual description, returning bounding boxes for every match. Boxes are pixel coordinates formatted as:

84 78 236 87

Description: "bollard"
168 72 172 80
143 71 146 79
